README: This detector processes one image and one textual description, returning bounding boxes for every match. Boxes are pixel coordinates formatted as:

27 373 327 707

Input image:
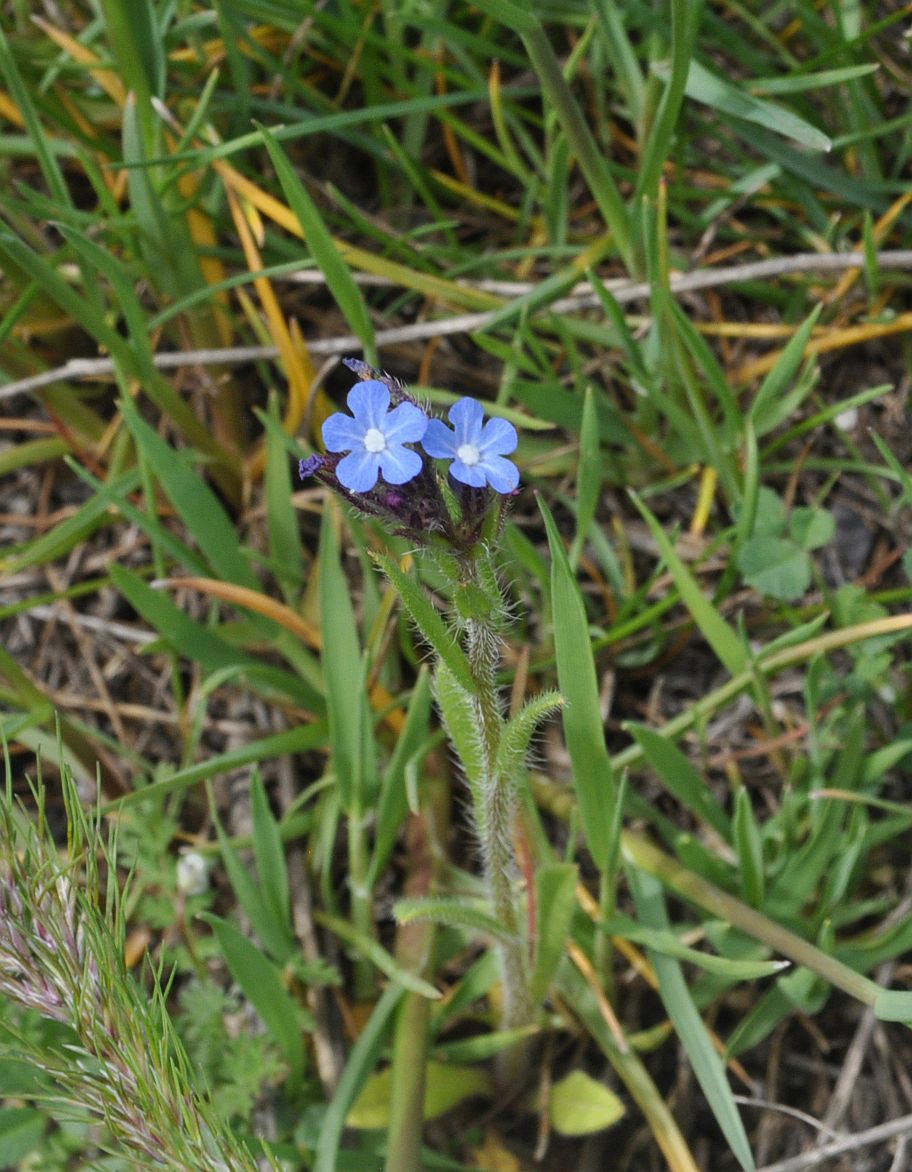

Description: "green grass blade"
629 868 755 1172
750 305 822 436
320 508 367 812
258 122 377 364
213 796 296 965
250 773 293 954
678 60 831 151
117 394 258 590
0 24 70 207
634 0 702 207
108 723 327 811
569 385 603 569
368 667 434 888
259 404 305 603
530 863 578 1005
313 983 402 1172
629 492 747 677
627 724 731 839
540 496 616 870
201 914 306 1083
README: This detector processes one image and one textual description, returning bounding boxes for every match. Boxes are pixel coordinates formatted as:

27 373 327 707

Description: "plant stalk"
463 556 533 1047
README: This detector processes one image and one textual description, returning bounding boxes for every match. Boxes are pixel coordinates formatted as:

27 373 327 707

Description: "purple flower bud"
299 455 325 480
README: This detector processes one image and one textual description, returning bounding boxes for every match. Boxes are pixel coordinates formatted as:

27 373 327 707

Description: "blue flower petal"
421 418 459 458
378 445 424 484
479 416 518 456
479 454 519 493
448 397 485 441
348 380 390 429
382 401 428 445
449 458 489 489
337 450 381 492
323 411 366 452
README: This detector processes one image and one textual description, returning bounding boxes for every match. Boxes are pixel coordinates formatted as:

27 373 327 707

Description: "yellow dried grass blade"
156 576 320 647
33 16 127 104
226 186 317 474
734 312 912 383
213 159 500 312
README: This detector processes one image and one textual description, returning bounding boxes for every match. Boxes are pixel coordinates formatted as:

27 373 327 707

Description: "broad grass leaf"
750 305 822 435
733 788 765 908
320 507 367 810
258 122 376 362
347 1062 491 1128
631 492 747 675
530 863 578 1005
368 667 435 888
260 403 304 603
603 917 786 980
676 60 831 151
201 913 306 1083
118 394 258 590
313 984 402 1172
250 773 293 954
629 868 755 1172
628 724 731 839
109 566 316 707
873 990 912 1023
569 385 603 568
3 469 141 574
540 496 615 870
214 801 296 965
318 912 441 999
0 24 70 205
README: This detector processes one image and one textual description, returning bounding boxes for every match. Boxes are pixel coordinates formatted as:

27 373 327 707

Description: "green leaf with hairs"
496 691 564 787
433 663 486 800
395 897 513 943
374 553 475 694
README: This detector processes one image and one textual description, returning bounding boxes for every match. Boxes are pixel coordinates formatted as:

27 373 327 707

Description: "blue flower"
422 398 519 493
322 380 427 492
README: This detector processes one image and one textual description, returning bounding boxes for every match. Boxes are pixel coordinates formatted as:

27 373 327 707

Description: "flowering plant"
300 359 519 552
301 362 560 1069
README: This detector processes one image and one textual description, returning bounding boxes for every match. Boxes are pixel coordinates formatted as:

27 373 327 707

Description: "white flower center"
457 442 481 466
363 427 387 454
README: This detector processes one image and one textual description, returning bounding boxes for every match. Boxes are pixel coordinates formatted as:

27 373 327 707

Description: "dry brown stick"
4 250 912 402
755 1112 912 1172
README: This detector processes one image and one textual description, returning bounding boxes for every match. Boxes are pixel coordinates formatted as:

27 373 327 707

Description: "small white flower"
176 851 210 896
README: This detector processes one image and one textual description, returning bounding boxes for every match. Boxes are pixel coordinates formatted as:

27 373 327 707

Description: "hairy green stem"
463 557 532 1042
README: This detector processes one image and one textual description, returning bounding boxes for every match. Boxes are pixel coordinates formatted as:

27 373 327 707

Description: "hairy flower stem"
462 559 532 1052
